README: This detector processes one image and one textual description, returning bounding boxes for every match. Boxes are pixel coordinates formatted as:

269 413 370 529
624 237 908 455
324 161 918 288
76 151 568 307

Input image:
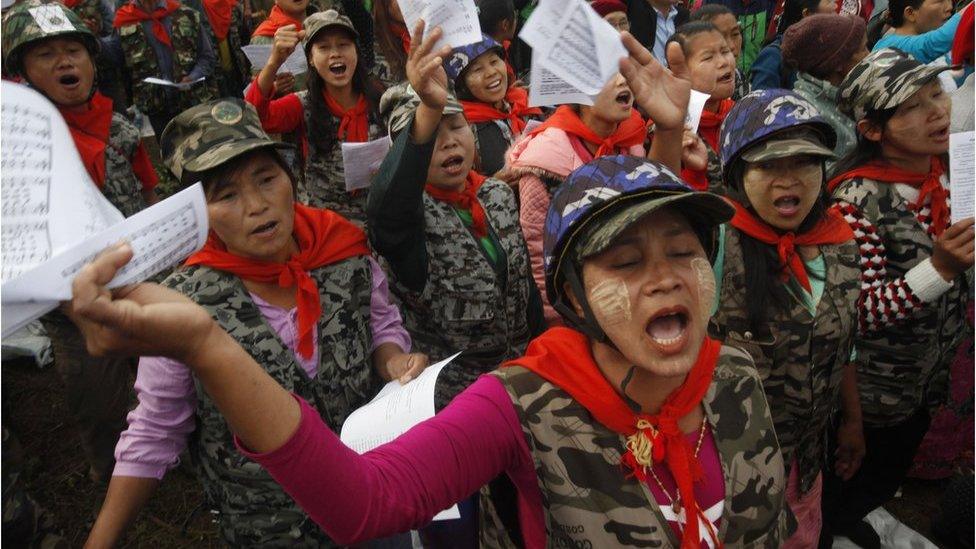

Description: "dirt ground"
2 354 963 548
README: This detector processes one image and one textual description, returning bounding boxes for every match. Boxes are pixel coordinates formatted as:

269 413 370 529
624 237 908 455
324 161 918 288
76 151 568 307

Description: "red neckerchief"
459 86 541 135
185 204 370 359
827 157 949 236
252 5 302 38
114 0 181 47
323 92 369 143
730 200 855 291
528 105 646 158
202 0 235 40
391 23 411 53
425 171 488 239
59 92 114 187
504 327 723 549
697 98 735 152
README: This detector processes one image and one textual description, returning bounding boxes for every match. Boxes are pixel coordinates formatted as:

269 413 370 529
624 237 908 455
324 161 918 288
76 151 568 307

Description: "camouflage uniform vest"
390 178 532 410
709 227 860 492
296 91 384 223
204 3 251 97
833 177 971 427
102 113 149 217
117 6 217 115
162 258 380 547
370 47 403 89
67 0 103 32
488 345 794 548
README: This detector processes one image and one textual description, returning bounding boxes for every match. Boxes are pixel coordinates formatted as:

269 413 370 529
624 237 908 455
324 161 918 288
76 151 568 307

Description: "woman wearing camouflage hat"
68 154 795 548
2 0 159 484
245 9 384 223
442 34 540 177
822 48 974 547
85 98 425 547
710 89 860 548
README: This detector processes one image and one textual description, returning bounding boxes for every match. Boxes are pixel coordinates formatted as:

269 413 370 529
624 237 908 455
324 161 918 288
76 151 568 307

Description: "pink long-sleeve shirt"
237 376 724 547
113 257 411 479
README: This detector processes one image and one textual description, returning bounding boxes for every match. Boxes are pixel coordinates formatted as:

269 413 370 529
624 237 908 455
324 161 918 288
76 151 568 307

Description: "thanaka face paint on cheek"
691 257 716 319
588 277 631 325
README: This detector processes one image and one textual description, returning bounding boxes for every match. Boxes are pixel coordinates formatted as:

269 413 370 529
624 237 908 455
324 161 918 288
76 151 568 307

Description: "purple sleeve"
367 256 412 353
113 356 198 479
236 375 546 546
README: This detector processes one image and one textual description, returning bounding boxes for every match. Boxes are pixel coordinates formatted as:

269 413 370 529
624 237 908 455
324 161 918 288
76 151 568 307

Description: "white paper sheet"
521 118 542 136
949 131 975 224
240 44 308 75
519 0 624 95
341 136 393 191
528 51 595 107
397 0 481 51
684 89 711 134
831 507 937 549
339 352 463 521
142 76 207 90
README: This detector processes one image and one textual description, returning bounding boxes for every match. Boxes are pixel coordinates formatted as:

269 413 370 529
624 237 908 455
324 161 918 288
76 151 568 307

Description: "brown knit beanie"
781 14 867 80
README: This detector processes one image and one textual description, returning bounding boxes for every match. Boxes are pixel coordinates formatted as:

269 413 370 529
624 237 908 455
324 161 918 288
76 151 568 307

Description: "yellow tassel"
625 420 657 468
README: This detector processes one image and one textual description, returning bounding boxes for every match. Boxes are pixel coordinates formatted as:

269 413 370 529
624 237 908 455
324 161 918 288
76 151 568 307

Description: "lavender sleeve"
113 355 199 479
367 256 411 353
236 375 546 546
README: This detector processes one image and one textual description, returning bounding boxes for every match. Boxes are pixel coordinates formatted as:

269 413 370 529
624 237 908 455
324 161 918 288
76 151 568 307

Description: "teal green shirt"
455 208 499 265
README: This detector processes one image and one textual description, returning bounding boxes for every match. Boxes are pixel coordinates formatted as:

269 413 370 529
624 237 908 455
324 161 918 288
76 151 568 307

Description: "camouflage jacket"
117 5 217 115
832 177 971 426
66 0 105 34
488 345 794 548
792 73 857 169
296 91 385 223
369 47 404 89
163 258 381 547
102 112 150 217
389 179 533 410
204 1 251 97
709 227 860 492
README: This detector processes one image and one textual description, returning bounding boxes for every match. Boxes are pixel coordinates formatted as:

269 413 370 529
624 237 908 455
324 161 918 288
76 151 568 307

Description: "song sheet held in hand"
341 136 393 191
949 131 975 224
396 0 480 51
241 44 308 75
340 352 463 521
0 81 210 338
519 0 626 96
142 76 208 90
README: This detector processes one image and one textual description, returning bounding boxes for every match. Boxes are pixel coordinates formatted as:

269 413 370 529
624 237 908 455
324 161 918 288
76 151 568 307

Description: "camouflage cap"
2 0 98 75
838 48 954 120
443 34 504 81
378 82 464 136
160 98 293 184
740 132 835 162
302 9 358 55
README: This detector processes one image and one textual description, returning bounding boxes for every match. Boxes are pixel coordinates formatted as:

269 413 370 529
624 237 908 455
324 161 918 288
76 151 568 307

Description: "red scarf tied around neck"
504 328 722 549
425 172 488 239
827 157 949 236
324 93 369 143
114 0 180 48
528 105 646 158
185 204 370 359
59 92 114 187
460 86 542 136
730 201 854 292
252 5 303 38
202 0 236 40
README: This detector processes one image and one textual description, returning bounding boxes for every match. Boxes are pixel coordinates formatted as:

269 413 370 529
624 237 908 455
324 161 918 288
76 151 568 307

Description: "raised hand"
270 24 304 68
681 129 708 171
405 20 452 111
932 217 976 281
619 32 691 132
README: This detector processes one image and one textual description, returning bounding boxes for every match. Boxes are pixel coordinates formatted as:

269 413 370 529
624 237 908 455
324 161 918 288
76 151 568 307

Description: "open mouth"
773 195 801 217
615 90 632 106
929 125 950 142
486 78 503 92
251 220 279 236
645 306 690 352
328 62 347 76
441 154 465 175
58 74 80 87
717 71 734 85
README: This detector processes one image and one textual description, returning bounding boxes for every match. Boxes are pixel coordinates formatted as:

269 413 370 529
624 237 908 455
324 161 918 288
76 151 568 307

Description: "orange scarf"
202 0 235 40
697 98 735 152
730 201 854 291
391 23 411 53
185 204 370 359
252 5 302 38
504 327 722 549
425 172 488 239
827 157 949 236
59 93 114 188
460 86 541 135
528 105 646 158
324 93 369 143
114 0 181 48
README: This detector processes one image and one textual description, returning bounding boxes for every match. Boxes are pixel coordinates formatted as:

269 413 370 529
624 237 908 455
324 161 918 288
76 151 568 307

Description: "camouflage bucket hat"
839 48 954 120
160 98 293 184
2 0 98 75
443 34 505 81
379 82 464 135
302 9 358 55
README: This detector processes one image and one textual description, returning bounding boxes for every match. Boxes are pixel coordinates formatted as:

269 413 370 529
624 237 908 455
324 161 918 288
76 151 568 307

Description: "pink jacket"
507 127 644 325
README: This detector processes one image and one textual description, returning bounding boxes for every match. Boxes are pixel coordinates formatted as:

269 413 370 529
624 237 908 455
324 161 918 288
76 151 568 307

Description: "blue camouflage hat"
719 89 836 186
443 34 505 81
543 156 734 323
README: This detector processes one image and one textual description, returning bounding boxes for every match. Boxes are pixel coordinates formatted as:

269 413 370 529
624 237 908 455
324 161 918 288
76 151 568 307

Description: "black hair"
888 0 927 27
475 0 516 38
689 4 735 22
766 0 823 44
196 148 296 199
305 27 383 159
336 0 376 71
372 0 408 82
828 105 898 183
667 21 721 58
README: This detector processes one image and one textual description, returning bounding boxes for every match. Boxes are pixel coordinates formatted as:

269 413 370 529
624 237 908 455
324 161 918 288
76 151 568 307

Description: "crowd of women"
1 0 973 545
